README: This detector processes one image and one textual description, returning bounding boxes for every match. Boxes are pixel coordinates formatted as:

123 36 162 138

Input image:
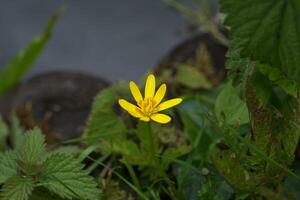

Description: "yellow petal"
158 98 182 111
144 74 156 99
140 116 150 122
153 84 166 106
130 81 143 103
150 113 171 124
128 110 143 118
118 99 139 112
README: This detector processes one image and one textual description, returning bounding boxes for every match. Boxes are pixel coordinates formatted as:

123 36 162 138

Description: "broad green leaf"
41 153 100 200
215 82 249 125
17 128 46 166
0 7 63 96
0 176 35 200
221 0 300 87
85 87 126 141
249 69 273 106
0 151 18 184
257 63 298 97
177 65 212 89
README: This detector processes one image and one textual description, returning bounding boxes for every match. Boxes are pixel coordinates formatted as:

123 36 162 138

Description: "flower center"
138 98 159 116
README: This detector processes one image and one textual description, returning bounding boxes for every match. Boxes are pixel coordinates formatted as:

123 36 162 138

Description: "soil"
0 71 109 144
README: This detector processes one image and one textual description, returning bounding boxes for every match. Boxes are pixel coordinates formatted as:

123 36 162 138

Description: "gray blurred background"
0 0 193 82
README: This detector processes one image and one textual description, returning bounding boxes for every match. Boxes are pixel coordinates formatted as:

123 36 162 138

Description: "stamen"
139 97 158 116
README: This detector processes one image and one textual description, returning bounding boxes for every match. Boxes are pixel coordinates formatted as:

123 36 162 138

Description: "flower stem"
146 122 179 200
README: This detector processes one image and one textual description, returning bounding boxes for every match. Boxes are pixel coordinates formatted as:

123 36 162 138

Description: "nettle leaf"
0 176 35 200
221 0 300 87
249 69 273 106
41 153 100 200
0 8 63 96
215 82 249 125
257 63 298 97
17 128 46 166
0 151 18 184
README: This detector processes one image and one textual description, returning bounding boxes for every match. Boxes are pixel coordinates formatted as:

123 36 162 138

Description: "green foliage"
10 114 25 149
17 128 46 166
215 81 249 125
177 65 212 89
0 151 18 184
0 127 100 200
85 86 127 144
41 153 101 200
0 176 35 200
0 7 63 96
221 0 300 92
0 116 8 151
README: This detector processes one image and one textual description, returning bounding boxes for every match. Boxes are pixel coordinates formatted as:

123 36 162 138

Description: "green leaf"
41 153 100 200
85 87 126 141
0 151 18 184
0 7 63 96
178 99 216 158
177 65 212 89
17 128 46 166
257 63 298 97
0 116 8 151
215 82 249 125
110 140 148 165
221 0 300 86
249 69 273 106
10 114 25 149
161 145 190 170
0 176 35 200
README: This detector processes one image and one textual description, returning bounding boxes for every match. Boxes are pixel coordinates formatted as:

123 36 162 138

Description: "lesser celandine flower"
118 74 182 124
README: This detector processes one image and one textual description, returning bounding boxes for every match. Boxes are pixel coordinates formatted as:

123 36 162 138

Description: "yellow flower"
118 74 182 124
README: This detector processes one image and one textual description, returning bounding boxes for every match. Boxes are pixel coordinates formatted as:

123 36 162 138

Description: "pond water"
0 0 190 82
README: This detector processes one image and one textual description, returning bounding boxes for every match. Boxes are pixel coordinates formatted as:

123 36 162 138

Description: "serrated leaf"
41 153 100 200
221 0 300 87
0 176 35 200
177 65 212 89
0 7 63 96
0 151 18 184
215 82 249 125
17 128 46 166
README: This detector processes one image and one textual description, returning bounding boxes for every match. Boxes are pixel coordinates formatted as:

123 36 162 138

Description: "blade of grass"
0 6 64 96
123 161 142 192
86 156 149 200
77 144 102 162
